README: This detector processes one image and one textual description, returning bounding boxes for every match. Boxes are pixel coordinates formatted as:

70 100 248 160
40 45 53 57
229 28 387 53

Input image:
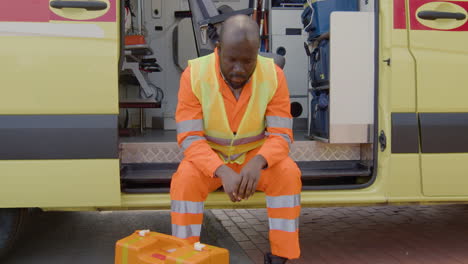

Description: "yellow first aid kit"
115 230 229 264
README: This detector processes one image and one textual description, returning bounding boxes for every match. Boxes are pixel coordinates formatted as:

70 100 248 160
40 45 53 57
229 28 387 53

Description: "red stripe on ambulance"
394 0 408 29
0 0 50 22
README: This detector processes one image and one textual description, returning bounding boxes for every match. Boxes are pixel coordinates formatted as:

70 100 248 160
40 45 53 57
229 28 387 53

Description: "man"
171 14 302 263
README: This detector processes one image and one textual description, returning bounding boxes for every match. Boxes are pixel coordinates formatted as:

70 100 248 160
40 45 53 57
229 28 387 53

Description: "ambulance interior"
118 0 377 193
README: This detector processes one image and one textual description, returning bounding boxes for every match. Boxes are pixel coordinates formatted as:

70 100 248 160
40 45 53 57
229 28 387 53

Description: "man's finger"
246 178 256 199
242 178 250 199
232 187 240 202
237 174 248 199
225 186 236 202
234 191 241 202
227 192 235 202
230 177 241 201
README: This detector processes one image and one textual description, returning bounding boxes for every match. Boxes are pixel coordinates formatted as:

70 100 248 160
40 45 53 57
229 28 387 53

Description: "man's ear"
215 42 221 50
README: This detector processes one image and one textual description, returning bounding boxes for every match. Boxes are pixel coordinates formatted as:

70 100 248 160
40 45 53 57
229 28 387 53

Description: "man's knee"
170 160 210 201
263 158 302 195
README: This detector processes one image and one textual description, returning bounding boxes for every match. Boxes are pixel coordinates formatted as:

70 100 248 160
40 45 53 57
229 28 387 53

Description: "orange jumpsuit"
171 50 302 259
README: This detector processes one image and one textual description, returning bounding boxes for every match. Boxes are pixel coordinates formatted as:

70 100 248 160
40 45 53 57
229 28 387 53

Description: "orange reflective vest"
188 53 278 164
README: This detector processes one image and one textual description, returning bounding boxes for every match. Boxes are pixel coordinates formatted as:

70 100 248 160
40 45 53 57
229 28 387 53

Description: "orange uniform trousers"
170 147 302 259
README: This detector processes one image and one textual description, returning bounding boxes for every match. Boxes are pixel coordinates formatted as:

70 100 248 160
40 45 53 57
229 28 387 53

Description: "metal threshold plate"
120 141 362 164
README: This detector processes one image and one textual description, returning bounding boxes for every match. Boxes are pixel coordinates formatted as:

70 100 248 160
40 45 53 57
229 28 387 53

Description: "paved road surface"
4 204 468 264
2 210 251 264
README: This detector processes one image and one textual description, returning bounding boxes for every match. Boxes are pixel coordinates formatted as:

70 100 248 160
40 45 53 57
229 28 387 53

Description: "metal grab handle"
172 24 184 73
417 10 466 21
50 1 108 11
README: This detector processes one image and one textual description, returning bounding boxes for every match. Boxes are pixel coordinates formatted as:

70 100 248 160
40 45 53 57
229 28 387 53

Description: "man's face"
218 40 258 90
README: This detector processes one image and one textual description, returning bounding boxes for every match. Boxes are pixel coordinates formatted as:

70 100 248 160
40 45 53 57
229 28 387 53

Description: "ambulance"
1 0 467 257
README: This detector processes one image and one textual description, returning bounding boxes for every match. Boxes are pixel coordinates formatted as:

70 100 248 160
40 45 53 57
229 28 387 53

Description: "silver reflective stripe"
181 135 206 151
207 132 266 146
232 132 266 146
266 194 300 209
265 132 292 146
219 152 244 161
176 119 204 134
205 135 231 146
172 224 202 239
269 218 299 233
266 116 293 129
171 200 204 214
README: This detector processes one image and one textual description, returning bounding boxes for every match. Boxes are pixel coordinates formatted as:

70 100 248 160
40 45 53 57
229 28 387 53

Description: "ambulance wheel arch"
0 208 27 259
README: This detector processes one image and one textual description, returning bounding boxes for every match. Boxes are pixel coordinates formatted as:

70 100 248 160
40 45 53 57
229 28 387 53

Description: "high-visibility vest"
189 52 278 164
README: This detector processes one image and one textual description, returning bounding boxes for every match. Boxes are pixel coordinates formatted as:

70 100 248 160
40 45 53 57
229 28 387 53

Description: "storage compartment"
309 38 330 87
307 11 375 144
309 89 329 139
302 0 359 40
270 8 309 119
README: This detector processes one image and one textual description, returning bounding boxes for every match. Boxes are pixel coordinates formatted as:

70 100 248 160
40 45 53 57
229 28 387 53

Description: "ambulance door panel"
407 0 468 196
0 0 119 115
0 0 121 207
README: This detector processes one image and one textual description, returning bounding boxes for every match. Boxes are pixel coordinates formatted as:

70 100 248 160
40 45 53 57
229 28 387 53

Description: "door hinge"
379 130 387 152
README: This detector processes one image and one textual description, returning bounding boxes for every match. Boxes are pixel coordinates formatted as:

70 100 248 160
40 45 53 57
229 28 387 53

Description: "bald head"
217 15 260 90
219 15 260 49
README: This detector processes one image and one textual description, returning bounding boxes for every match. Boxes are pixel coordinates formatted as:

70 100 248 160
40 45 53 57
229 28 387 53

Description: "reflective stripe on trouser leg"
170 160 222 244
171 200 204 243
266 194 301 259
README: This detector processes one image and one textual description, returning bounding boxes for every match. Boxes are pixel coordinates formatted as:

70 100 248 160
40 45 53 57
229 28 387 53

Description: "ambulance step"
120 141 363 164
296 161 371 178
121 163 177 183
120 161 371 193
120 163 174 193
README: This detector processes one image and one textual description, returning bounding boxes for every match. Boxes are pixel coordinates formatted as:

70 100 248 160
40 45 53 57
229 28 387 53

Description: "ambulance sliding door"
407 0 468 196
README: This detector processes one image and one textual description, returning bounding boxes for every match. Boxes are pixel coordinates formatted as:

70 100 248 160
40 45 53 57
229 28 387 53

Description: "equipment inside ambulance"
188 0 286 67
302 0 361 140
119 0 164 134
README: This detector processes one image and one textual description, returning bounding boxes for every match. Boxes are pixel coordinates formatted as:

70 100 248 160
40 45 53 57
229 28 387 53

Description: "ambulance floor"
2 210 252 264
